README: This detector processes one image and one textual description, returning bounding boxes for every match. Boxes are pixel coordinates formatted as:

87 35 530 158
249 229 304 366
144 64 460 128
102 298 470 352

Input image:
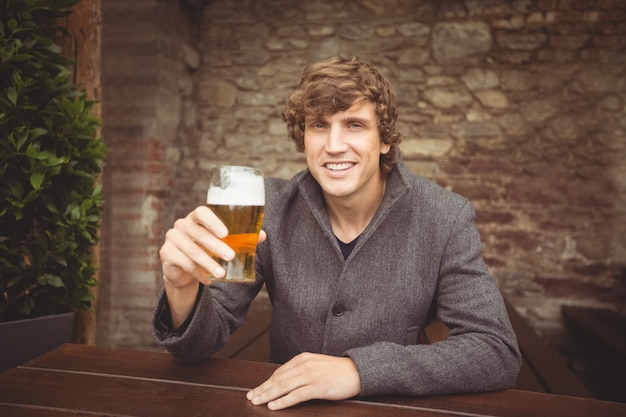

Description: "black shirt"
336 235 360 260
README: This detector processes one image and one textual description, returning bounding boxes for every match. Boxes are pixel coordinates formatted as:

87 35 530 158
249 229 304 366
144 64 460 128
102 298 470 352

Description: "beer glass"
206 166 265 283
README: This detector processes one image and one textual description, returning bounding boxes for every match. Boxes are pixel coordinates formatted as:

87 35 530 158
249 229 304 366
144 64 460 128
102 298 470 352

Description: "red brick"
596 0 626 9
475 210 517 225
534 275 624 304
467 157 525 175
550 34 590 49
558 0 594 10
593 35 626 48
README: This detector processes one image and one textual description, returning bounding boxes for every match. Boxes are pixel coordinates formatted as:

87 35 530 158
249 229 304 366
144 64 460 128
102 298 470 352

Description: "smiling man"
153 56 521 411
303 100 390 243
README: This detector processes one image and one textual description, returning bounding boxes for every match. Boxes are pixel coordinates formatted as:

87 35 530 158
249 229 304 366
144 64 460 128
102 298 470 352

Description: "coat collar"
294 158 411 259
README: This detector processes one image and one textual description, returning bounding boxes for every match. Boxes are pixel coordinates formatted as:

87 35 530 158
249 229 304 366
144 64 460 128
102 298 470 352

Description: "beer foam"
207 167 265 206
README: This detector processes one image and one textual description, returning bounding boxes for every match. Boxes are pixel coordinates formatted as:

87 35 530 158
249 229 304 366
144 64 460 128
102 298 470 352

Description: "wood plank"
233 329 271 362
369 389 626 417
504 300 593 398
515 359 548 393
562 306 626 362
0 368 260 417
212 293 272 360
0 404 98 417
24 344 274 389
0 367 467 417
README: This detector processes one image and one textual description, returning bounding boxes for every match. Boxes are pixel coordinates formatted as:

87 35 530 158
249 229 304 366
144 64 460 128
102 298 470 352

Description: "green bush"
0 0 106 322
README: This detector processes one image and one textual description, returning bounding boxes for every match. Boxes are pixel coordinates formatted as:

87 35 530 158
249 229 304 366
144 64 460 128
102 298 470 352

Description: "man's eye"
310 122 326 129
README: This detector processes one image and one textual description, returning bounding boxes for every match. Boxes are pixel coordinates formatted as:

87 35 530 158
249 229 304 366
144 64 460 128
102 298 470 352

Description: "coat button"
332 304 345 316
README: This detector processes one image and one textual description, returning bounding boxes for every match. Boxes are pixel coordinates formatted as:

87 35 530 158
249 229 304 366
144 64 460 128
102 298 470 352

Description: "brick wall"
98 0 194 347
98 0 626 366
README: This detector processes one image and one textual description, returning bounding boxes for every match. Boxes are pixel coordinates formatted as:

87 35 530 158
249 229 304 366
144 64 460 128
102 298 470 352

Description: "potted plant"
0 0 106 371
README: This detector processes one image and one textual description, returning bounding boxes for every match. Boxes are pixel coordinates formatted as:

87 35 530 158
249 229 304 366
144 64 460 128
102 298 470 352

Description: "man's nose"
325 126 347 153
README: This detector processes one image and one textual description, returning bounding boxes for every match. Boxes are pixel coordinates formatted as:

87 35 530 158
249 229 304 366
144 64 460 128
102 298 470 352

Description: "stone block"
496 31 548 50
462 68 500 90
474 89 510 109
423 85 474 108
400 138 454 158
432 22 492 64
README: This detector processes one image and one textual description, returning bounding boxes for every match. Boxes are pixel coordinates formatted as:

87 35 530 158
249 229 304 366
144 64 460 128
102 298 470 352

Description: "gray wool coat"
153 159 521 398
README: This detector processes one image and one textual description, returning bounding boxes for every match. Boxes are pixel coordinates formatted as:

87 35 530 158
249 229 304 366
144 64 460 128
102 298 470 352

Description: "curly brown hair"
282 56 401 176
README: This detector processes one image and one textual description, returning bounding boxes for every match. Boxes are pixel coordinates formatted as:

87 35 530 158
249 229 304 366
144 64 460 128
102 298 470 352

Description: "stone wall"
98 0 625 381
191 0 626 344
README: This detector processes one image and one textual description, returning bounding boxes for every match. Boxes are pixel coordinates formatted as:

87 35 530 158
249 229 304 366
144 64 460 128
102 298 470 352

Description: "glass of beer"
205 166 265 283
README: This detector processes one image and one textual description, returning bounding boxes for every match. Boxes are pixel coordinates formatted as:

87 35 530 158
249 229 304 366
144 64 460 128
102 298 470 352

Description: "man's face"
303 101 390 203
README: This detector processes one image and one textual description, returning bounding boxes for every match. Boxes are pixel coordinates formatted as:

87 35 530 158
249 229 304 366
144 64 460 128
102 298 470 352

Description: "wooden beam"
56 0 103 346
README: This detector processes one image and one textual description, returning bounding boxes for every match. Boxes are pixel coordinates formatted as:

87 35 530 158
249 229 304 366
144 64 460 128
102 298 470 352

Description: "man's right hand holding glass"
158 205 265 328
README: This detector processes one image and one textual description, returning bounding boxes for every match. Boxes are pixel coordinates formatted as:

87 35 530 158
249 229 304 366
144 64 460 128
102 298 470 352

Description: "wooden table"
1 344 624 417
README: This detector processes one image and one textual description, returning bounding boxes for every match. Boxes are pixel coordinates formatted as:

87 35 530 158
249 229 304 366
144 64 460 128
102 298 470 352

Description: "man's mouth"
325 162 354 171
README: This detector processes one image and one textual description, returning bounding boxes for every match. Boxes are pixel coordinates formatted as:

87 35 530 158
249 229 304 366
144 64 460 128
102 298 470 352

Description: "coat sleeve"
344 201 522 397
151 278 264 363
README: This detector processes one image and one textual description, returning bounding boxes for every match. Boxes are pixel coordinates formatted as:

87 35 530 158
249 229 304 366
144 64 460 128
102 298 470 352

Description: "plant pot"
0 312 75 372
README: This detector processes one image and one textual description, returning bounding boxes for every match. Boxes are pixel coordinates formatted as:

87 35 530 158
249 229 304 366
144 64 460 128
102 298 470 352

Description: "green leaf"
79 293 94 302
9 53 33 62
10 197 25 208
71 205 81 220
43 274 65 288
9 182 24 199
45 44 63 54
26 143 55 161
7 19 18 33
80 199 93 212
23 188 42 204
52 256 68 267
7 87 18 105
11 69 24 86
16 131 29 150
29 128 48 140
46 202 61 214
30 172 45 190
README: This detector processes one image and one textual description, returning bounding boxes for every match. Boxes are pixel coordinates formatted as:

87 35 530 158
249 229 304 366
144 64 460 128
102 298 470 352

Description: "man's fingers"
266 386 316 411
161 228 214 281
247 368 306 406
174 215 234 261
191 205 228 238
161 211 237 282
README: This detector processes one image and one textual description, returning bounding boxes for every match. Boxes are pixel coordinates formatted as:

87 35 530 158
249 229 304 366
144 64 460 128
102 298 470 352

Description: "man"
153 56 521 411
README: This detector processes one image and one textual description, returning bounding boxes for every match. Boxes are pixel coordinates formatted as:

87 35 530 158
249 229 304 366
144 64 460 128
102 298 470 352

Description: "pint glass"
206 166 265 283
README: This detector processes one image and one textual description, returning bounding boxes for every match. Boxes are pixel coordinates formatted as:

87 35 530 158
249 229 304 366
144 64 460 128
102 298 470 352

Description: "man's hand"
246 352 361 410
160 206 234 286
159 205 266 328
